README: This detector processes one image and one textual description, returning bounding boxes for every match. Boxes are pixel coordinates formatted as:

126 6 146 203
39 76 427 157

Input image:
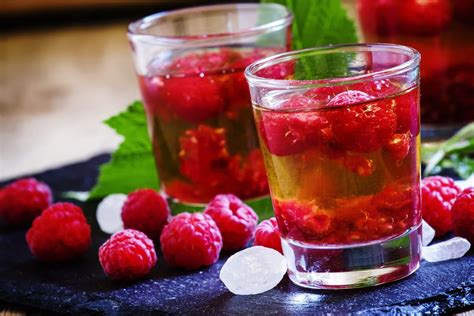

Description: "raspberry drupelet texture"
121 189 171 240
254 217 283 254
26 203 91 261
327 90 397 153
451 187 474 242
421 176 461 236
99 229 157 280
204 194 258 250
160 212 222 270
0 178 52 226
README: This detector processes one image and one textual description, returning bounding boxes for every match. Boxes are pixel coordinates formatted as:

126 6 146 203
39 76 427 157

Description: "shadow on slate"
0 154 473 314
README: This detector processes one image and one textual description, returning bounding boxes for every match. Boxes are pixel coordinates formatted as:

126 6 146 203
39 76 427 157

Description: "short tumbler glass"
128 4 292 206
245 44 422 289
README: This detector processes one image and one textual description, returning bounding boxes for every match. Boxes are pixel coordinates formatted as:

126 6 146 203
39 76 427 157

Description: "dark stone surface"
0 154 473 315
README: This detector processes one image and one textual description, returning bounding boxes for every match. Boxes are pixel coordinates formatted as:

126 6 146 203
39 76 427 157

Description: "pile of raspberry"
258 81 419 164
141 48 291 124
2 174 472 282
166 125 268 203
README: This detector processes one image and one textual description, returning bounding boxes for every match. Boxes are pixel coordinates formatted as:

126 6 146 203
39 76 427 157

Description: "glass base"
282 224 422 289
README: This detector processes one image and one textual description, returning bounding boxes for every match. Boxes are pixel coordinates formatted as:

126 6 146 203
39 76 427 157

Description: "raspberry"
99 229 157 280
328 90 374 107
168 50 240 75
255 60 295 79
121 189 171 240
452 187 474 242
0 178 52 226
352 79 399 98
26 203 91 261
385 132 411 161
160 212 223 270
399 0 452 36
273 199 331 240
234 149 269 199
204 194 258 250
342 155 375 177
259 105 328 156
328 90 397 152
139 76 172 121
179 125 229 184
254 217 283 253
422 176 461 236
162 76 225 123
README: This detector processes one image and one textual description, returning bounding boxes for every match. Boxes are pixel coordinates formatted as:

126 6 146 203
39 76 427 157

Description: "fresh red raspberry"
399 0 452 36
328 90 397 152
26 203 91 261
162 76 225 123
385 132 411 161
0 178 52 226
254 217 283 254
99 229 157 280
160 212 223 270
121 189 171 240
452 187 474 242
259 103 328 156
204 194 258 250
422 176 461 236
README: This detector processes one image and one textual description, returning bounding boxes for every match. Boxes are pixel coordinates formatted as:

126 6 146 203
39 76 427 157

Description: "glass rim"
127 3 293 45
245 43 420 89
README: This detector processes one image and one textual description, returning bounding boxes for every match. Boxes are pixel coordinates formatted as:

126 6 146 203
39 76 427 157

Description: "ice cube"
96 194 127 234
422 220 435 246
220 246 287 295
422 237 471 262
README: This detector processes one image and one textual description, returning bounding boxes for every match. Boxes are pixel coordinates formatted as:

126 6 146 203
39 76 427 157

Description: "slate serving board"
0 154 473 315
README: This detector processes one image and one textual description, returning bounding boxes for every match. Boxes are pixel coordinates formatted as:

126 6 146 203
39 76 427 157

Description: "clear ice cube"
220 246 287 295
422 237 471 262
96 194 127 234
422 220 435 246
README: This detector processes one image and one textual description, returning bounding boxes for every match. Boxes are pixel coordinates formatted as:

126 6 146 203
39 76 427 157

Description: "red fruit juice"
254 82 422 245
138 48 286 204
357 0 474 132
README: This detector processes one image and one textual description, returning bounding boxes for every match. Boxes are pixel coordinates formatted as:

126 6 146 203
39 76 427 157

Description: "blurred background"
1 0 267 180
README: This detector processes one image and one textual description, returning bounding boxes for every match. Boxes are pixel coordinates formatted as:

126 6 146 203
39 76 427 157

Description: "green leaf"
422 123 474 179
262 0 358 79
88 101 159 199
263 0 357 50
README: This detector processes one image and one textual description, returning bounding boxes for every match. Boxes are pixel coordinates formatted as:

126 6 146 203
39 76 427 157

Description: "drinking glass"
246 44 422 289
128 4 292 206
357 0 474 140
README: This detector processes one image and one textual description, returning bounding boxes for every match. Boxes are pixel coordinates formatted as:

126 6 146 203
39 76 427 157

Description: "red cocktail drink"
128 4 292 205
246 44 422 289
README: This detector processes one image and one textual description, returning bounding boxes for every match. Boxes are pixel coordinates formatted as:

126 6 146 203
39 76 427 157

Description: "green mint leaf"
262 0 358 79
422 123 474 179
88 101 159 199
